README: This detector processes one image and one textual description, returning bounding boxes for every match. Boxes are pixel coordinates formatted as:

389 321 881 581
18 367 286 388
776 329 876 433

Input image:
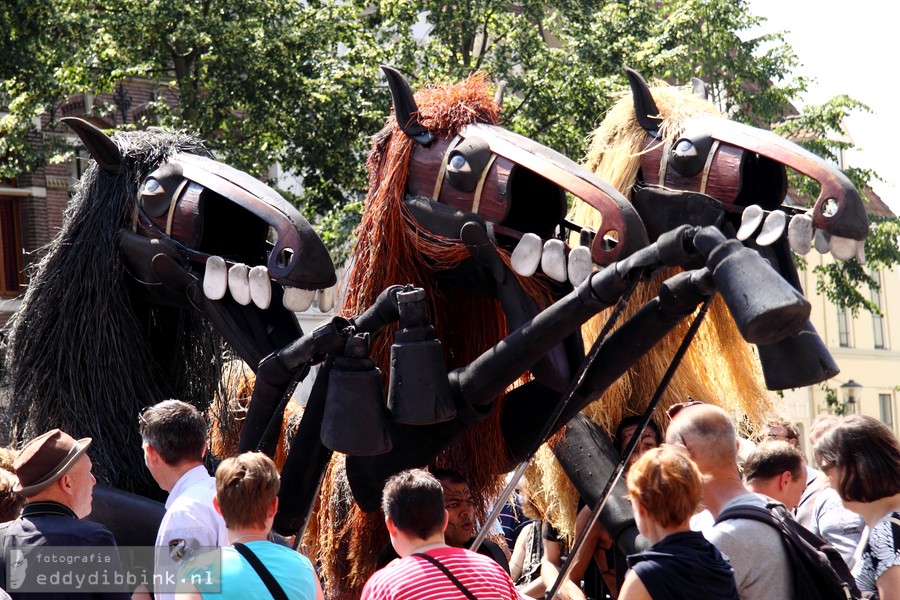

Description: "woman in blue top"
179 452 323 599
619 445 739 600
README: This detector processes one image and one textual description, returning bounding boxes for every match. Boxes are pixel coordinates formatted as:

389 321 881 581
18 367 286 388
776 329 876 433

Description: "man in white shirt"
138 400 228 600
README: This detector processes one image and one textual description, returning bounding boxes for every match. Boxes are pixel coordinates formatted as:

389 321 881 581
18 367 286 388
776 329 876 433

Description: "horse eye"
444 137 490 192
449 154 467 170
139 177 171 217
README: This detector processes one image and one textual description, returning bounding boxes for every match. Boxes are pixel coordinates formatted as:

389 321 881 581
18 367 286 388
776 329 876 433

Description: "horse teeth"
316 285 336 313
736 204 764 241
541 239 567 282
510 233 542 277
228 263 252 306
203 256 228 300
830 236 858 261
249 266 272 309
813 229 831 254
787 214 813 255
283 287 316 312
567 246 593 286
755 210 786 246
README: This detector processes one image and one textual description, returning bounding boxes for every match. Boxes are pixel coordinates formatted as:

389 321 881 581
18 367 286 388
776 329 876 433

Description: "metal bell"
694 228 810 346
320 333 392 456
386 289 456 425
757 320 839 390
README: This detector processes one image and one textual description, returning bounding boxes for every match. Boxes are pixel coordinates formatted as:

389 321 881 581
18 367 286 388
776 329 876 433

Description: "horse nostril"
276 247 294 269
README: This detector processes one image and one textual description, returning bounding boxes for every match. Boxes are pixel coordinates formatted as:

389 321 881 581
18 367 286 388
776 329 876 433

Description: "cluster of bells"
320 288 456 456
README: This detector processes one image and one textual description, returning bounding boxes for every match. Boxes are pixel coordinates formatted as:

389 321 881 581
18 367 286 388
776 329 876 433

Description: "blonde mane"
532 80 773 541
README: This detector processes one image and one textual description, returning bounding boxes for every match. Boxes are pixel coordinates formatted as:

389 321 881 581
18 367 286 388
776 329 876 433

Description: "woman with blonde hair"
179 452 324 599
619 446 738 600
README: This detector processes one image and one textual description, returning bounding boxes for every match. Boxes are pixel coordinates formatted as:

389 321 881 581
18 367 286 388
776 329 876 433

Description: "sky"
746 0 898 215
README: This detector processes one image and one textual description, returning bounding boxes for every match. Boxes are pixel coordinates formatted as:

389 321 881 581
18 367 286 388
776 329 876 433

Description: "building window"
880 393 893 429
66 149 87 199
837 308 851 347
0 196 23 296
870 270 885 349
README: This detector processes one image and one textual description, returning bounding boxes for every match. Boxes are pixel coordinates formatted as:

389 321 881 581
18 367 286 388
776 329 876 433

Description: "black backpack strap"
413 552 478 600
233 542 289 600
714 502 780 526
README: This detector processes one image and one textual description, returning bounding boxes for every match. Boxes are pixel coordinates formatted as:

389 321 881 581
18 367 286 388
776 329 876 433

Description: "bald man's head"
666 405 738 471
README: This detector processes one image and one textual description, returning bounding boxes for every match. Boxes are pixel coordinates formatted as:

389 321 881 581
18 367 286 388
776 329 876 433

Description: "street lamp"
840 379 863 412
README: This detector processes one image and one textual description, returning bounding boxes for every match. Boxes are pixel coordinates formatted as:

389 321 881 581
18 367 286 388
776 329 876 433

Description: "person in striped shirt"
361 469 522 599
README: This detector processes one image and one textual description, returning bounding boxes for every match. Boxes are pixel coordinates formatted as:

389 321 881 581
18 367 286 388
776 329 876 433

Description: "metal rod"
544 295 713 600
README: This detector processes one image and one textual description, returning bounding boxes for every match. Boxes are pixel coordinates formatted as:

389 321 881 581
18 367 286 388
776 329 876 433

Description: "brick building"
0 78 177 323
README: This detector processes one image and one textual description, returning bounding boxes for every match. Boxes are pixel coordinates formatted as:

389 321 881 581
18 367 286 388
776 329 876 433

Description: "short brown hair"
626 445 701 528
382 469 446 540
139 400 208 465
215 452 280 529
0 469 25 521
814 415 900 503
743 441 804 483
764 417 799 442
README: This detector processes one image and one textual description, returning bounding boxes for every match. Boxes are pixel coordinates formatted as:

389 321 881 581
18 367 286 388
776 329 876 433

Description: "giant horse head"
568 70 867 418
342 67 648 321
4 118 335 499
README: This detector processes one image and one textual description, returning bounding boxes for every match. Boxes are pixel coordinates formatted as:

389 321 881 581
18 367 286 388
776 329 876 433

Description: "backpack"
715 501 861 600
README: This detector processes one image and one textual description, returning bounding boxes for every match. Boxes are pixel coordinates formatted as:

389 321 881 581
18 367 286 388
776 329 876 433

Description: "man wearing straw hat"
0 428 129 598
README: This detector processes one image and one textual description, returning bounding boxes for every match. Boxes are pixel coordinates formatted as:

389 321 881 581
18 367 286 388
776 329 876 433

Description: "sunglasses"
137 405 152 428
665 399 705 420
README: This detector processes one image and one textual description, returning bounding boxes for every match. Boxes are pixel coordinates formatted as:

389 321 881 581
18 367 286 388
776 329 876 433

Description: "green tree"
0 0 93 173
775 96 899 315
1 0 386 215
359 0 896 314
3 0 895 301
357 0 808 159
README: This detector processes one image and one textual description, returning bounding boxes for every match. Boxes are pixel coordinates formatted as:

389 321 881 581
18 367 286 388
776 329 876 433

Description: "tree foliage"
1 0 386 214
775 96 898 315
2 0 895 311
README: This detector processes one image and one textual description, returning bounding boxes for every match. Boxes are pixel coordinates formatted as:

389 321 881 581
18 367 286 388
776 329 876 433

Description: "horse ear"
380 65 434 146
690 77 709 100
624 68 663 134
60 117 122 174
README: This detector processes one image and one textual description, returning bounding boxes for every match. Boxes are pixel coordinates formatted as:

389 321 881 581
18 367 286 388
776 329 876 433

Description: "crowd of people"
0 399 898 599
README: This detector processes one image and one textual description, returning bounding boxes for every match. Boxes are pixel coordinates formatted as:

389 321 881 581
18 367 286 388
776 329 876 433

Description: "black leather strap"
233 542 289 600
413 552 478 600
